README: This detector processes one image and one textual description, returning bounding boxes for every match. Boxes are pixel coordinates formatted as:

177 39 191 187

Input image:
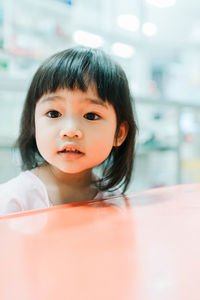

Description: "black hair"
16 46 137 192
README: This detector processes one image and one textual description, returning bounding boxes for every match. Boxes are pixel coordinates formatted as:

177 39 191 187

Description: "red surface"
0 184 200 300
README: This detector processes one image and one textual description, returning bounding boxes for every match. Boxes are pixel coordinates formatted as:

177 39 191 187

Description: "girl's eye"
84 112 100 121
47 110 61 118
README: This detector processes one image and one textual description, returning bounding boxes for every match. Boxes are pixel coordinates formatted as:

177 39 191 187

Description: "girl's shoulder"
0 171 50 216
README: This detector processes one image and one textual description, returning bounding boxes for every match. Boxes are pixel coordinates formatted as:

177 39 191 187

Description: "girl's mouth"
59 144 83 154
60 149 82 154
58 146 84 160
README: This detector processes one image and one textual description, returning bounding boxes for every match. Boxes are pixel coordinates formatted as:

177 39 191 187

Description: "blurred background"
1 0 200 193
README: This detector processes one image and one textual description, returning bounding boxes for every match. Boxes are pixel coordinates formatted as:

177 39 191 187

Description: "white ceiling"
3 0 200 60
11 0 200 53
71 0 200 49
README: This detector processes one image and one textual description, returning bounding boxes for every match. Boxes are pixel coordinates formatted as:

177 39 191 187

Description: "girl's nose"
59 121 83 139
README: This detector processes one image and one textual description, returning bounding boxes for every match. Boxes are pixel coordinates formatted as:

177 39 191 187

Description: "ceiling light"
73 30 103 48
146 0 176 8
142 22 157 36
117 14 139 32
111 43 135 58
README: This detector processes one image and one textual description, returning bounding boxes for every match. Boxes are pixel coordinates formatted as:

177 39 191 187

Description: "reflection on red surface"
0 184 200 299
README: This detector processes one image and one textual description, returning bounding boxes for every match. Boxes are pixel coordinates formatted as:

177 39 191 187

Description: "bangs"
33 47 122 104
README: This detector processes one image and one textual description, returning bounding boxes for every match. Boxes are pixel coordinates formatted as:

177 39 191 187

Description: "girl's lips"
58 144 84 160
58 151 84 160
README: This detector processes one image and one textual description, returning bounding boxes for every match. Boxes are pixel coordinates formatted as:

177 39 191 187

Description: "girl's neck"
31 163 98 205
48 163 94 187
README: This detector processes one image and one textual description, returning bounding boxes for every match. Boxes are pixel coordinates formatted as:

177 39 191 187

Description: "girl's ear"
113 121 129 147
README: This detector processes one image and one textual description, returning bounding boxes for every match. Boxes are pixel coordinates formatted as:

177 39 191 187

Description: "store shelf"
137 144 178 155
0 0 200 191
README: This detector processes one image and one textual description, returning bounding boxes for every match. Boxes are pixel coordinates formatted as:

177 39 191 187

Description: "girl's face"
34 87 128 175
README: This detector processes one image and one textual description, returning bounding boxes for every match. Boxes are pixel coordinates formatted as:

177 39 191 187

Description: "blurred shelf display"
128 98 200 193
0 147 20 183
2 0 75 59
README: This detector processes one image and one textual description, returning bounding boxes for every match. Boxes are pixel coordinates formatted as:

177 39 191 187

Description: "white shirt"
0 171 120 215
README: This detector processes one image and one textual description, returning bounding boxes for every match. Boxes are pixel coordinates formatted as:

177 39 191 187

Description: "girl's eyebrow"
85 97 108 108
39 95 108 108
39 95 63 104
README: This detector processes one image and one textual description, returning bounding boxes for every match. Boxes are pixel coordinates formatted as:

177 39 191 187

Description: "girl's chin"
52 166 93 175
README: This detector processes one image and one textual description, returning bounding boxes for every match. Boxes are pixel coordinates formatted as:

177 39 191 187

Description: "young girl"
0 46 137 215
